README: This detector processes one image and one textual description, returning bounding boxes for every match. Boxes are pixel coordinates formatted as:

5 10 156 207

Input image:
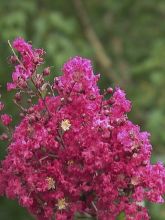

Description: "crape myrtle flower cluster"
0 38 165 220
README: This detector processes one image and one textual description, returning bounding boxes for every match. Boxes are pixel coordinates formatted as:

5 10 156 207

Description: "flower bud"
27 99 32 103
19 112 25 118
107 87 113 94
1 114 12 126
28 107 34 114
0 133 8 141
43 67 51 76
9 55 17 64
15 92 21 102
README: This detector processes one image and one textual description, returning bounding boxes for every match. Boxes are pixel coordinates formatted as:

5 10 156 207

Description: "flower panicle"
0 38 164 220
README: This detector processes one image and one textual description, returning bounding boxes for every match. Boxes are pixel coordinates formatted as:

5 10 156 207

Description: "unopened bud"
39 58 44 63
20 112 25 118
27 99 32 104
54 77 59 85
28 107 34 114
107 87 113 94
19 80 27 89
43 67 51 76
15 92 21 102
10 55 17 64
67 97 72 103
33 57 39 65
0 133 8 141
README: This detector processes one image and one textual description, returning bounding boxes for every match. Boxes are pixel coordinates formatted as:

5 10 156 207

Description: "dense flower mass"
7 38 45 91
0 38 165 220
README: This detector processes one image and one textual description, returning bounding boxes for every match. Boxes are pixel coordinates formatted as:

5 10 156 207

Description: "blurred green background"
0 0 165 219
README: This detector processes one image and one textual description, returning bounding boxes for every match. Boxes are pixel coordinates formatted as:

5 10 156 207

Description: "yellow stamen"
56 198 68 210
61 119 71 131
46 177 55 190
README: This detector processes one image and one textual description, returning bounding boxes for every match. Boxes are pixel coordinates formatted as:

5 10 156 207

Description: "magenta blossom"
0 39 165 220
1 114 12 126
7 37 45 91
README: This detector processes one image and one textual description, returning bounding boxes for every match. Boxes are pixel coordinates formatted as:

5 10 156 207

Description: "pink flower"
1 114 12 126
7 37 45 91
7 82 16 91
13 37 32 54
0 39 165 220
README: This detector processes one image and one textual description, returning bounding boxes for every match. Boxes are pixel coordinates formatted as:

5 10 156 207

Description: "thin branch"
8 40 26 70
13 99 27 112
31 77 51 117
72 0 119 84
39 154 58 163
92 201 98 213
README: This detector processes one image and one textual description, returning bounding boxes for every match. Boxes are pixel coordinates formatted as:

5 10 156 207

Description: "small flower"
46 177 55 190
43 67 51 76
1 114 12 126
61 119 71 131
0 133 8 141
0 40 164 220
56 198 68 210
7 82 16 91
